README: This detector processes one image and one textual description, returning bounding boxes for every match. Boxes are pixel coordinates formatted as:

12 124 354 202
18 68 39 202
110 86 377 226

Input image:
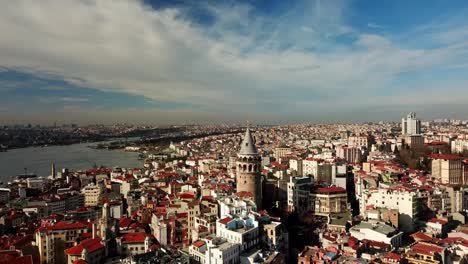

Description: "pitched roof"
53 221 88 230
219 216 233 225
385 252 402 261
0 252 33 264
411 242 444 255
65 238 104 255
120 232 153 244
410 231 432 242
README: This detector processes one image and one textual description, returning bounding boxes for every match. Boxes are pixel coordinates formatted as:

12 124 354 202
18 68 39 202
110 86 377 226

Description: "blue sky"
1 0 468 124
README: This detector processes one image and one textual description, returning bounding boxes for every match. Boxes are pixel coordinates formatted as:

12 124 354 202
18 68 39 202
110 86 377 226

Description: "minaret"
51 163 56 179
100 203 110 257
101 203 110 240
236 128 262 209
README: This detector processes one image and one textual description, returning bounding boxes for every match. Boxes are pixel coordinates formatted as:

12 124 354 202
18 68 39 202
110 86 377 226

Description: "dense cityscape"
0 114 468 263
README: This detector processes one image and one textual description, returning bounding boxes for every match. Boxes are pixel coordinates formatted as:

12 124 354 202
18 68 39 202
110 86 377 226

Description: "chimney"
51 163 56 179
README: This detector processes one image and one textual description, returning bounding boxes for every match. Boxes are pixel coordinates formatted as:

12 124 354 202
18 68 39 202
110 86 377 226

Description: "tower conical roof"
239 128 258 155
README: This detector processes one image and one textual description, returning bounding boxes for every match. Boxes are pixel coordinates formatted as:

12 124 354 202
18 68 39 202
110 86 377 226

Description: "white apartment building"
289 158 303 176
189 237 240 264
216 216 259 252
302 159 342 184
401 112 421 135
361 187 420 232
287 176 314 213
151 214 168 246
303 158 320 176
331 165 348 189
0 188 10 203
192 213 218 242
274 147 292 160
439 185 468 214
206 238 241 264
348 135 372 148
27 178 44 191
452 138 468 154
219 196 257 218
350 221 403 248
116 232 153 257
426 218 448 236
336 146 362 163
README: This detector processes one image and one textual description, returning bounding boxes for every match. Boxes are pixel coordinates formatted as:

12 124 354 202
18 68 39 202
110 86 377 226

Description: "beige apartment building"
82 183 103 207
430 154 463 184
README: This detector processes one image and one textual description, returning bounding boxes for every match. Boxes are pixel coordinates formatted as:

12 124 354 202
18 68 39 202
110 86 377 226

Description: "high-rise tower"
401 112 421 135
236 128 262 209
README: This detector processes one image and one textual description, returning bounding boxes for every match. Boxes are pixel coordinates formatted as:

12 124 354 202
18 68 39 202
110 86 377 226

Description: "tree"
393 145 399 155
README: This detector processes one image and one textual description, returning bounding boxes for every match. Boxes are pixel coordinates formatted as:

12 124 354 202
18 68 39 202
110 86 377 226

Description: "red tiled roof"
411 242 444 255
0 235 33 250
315 187 346 193
176 212 188 218
219 217 233 225
439 237 468 245
192 240 206 248
14 256 34 264
348 236 359 250
79 232 93 240
427 141 447 146
201 195 214 201
258 210 269 216
52 221 88 230
0 252 33 264
178 192 195 199
428 218 448 225
119 217 133 228
120 232 153 244
305 158 323 162
428 154 461 161
271 162 288 169
65 238 104 255
385 252 402 261
410 232 432 242
362 239 390 249
235 191 254 198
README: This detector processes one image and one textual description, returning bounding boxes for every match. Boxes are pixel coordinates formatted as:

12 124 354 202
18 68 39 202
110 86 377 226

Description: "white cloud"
1 0 468 122
59 97 90 102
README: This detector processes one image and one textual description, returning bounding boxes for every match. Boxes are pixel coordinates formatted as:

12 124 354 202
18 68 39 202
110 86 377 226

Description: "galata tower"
236 128 262 209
